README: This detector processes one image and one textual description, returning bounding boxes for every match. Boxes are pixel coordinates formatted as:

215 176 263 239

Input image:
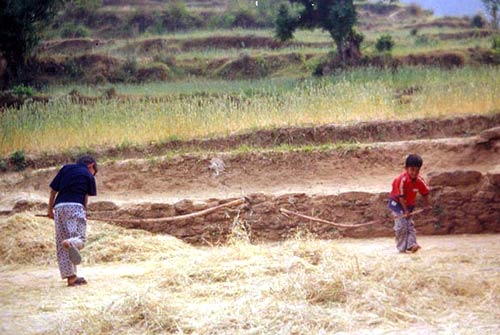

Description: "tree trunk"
335 38 346 63
493 5 499 30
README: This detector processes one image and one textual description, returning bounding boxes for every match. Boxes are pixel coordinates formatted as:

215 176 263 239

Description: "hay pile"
0 214 191 266
48 236 500 334
0 214 55 265
1 215 499 334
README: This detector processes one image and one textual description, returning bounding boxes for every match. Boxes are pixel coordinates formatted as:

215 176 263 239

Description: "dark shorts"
387 199 414 215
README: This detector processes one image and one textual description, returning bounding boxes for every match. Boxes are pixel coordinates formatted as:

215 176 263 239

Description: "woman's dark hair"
76 155 98 173
405 154 423 168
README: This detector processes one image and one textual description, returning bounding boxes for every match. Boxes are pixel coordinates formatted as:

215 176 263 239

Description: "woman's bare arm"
47 189 57 219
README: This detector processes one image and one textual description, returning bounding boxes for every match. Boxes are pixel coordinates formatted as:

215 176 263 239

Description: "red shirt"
390 171 430 206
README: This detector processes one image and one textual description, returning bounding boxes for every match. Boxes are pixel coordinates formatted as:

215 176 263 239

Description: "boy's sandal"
68 243 82 265
68 277 87 287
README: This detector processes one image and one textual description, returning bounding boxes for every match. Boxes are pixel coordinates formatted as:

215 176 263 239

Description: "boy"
47 155 97 286
388 154 431 253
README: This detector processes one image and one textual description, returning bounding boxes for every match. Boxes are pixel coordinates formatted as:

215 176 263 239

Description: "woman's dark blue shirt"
50 163 97 206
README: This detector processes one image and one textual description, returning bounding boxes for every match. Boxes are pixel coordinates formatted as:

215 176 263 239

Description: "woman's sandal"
68 277 87 287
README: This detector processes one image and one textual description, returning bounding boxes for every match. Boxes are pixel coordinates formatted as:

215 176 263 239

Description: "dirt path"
1 135 498 211
1 235 499 335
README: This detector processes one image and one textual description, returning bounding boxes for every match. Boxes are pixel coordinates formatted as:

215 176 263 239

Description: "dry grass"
0 214 192 266
0 214 499 334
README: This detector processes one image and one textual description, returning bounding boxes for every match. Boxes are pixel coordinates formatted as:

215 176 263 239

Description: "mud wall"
80 171 500 244
6 171 500 244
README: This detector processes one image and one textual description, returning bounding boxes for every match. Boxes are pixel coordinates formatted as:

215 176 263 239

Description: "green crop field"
2 66 499 156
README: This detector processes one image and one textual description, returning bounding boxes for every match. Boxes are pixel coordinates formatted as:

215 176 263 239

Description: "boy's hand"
404 211 413 219
47 209 54 219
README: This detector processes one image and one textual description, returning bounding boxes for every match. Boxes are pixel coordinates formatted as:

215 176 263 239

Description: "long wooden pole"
36 198 246 224
279 208 425 229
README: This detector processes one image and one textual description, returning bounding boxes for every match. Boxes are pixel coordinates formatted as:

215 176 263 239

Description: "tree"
276 0 362 62
0 0 66 87
275 4 296 42
482 0 500 29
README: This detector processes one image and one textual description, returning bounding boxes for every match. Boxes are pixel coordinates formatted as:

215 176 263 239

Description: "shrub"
161 1 203 31
375 34 395 53
471 14 486 28
116 56 138 82
207 13 236 29
10 151 27 171
231 9 259 28
410 27 419 36
11 85 35 97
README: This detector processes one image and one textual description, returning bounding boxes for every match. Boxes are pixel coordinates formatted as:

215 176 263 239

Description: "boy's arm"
84 194 88 209
399 197 412 218
47 188 57 219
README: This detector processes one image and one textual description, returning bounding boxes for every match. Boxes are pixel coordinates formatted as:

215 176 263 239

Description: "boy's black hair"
76 155 98 172
405 154 423 168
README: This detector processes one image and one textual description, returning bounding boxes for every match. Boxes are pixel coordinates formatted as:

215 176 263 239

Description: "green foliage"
471 14 487 28
10 150 26 171
161 1 203 31
493 35 500 52
482 0 500 29
375 34 395 53
11 85 35 97
116 56 139 82
0 0 66 86
225 0 287 28
410 28 419 36
284 0 360 61
60 22 91 38
275 4 296 42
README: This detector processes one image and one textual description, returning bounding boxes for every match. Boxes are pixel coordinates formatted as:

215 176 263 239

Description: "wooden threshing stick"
36 198 246 224
279 208 425 229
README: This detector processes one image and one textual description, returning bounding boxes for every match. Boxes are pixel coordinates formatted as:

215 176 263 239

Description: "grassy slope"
2 66 500 156
2 1 499 156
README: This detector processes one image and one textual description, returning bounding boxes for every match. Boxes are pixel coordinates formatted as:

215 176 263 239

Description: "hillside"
4 0 489 88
